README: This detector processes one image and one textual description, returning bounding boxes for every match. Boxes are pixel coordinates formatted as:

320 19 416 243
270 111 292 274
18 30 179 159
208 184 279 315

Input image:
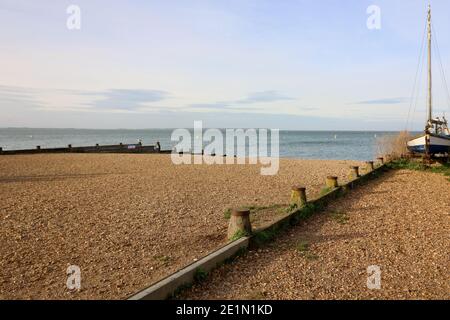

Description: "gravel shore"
179 169 450 300
0 154 361 299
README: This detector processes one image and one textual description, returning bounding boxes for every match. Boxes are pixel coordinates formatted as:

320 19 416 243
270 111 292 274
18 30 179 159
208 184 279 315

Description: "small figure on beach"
156 141 161 152
138 139 142 145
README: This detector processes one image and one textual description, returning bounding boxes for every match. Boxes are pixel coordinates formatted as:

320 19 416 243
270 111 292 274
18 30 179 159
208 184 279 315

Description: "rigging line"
412 41 426 130
431 22 450 112
406 17 427 131
435 40 450 114
431 36 447 112
406 18 427 131
411 47 425 130
412 26 428 131
432 25 449 105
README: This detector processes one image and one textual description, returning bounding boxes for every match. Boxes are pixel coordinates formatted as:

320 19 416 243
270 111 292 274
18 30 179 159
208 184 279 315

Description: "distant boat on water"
407 5 450 155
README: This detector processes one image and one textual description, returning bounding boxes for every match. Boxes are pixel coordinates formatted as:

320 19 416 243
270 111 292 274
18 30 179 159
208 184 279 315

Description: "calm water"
0 128 404 161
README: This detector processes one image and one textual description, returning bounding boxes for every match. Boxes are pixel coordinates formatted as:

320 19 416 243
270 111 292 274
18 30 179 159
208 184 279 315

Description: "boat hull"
407 134 450 154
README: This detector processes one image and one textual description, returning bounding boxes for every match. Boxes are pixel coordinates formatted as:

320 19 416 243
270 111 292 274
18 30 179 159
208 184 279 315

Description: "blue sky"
1 0 450 130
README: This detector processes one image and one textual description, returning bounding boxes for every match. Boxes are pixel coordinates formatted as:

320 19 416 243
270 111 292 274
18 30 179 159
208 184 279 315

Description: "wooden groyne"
0 143 172 155
129 157 389 300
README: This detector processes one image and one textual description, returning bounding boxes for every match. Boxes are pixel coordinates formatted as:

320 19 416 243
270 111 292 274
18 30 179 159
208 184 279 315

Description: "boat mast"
427 4 432 124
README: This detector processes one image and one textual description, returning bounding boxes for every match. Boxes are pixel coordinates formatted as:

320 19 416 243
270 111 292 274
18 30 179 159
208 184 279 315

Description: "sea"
0 128 407 161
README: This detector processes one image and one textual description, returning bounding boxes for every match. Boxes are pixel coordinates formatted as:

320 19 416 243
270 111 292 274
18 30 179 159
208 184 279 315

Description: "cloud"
188 90 294 111
188 102 229 109
354 97 407 105
0 86 172 112
81 89 170 110
0 85 44 109
298 106 319 111
0 86 294 115
235 91 294 104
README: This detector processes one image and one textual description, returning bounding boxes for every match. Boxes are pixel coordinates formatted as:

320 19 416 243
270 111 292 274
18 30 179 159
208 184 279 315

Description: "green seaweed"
193 268 208 283
229 229 250 242
319 186 332 196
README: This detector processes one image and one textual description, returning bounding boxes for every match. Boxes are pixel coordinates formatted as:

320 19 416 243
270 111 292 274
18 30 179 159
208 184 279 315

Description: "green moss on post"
349 166 360 180
326 176 338 189
290 186 307 208
365 161 374 172
227 209 252 241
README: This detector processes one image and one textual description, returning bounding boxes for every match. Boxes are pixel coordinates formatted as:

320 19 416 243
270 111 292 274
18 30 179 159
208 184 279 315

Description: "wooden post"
291 186 307 208
349 166 360 180
227 209 252 240
365 161 374 172
326 176 338 189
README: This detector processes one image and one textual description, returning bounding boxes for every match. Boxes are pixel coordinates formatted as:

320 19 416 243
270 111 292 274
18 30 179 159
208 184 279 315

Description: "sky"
1 0 450 130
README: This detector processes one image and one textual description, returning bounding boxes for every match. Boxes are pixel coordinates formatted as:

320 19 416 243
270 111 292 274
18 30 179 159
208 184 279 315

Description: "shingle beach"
0 154 362 299
179 169 450 300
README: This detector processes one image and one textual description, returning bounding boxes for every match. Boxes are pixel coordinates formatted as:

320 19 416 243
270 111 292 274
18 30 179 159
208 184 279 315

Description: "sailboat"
407 5 450 155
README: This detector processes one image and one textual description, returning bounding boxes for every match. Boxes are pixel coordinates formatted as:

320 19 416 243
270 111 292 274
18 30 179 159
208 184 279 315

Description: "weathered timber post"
365 161 374 172
349 166 360 180
326 176 338 189
291 186 307 208
227 208 252 240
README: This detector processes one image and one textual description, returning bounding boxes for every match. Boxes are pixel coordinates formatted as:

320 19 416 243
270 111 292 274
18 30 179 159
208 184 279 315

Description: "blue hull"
407 144 450 154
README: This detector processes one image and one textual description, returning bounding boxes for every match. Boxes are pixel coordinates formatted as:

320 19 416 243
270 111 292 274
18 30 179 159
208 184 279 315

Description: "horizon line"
0 127 421 133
